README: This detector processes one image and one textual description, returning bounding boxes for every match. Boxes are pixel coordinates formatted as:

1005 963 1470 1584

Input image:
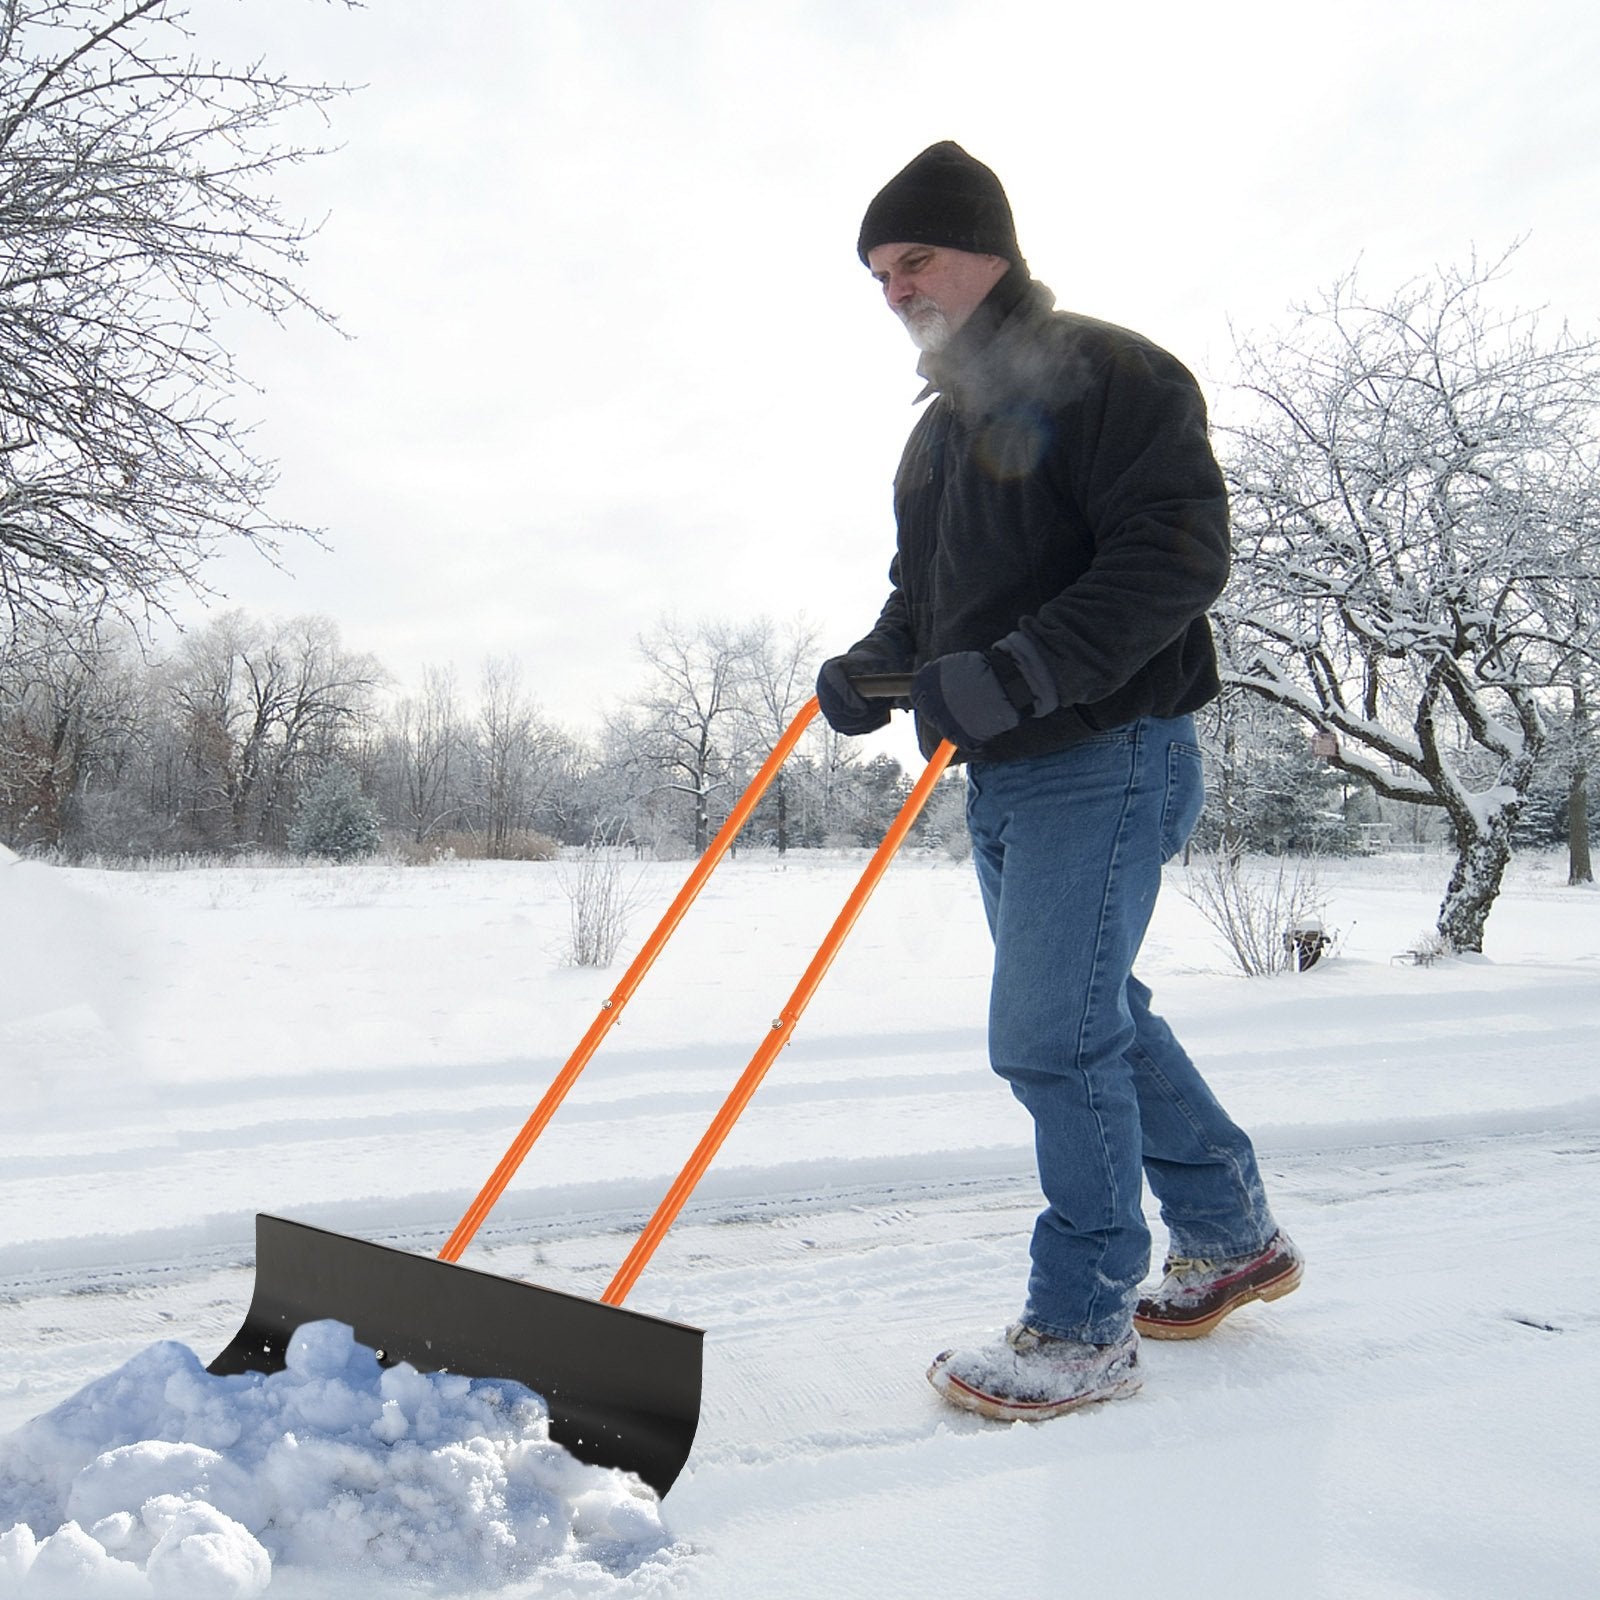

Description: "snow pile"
0 1321 679 1596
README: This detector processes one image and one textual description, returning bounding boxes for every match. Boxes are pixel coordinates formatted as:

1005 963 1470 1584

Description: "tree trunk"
1437 820 1516 952
1570 761 1594 885
1218 713 1244 863
1571 679 1594 886
693 730 714 856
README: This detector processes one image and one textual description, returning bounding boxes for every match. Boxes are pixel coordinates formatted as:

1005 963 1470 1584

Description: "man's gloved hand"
816 654 894 736
911 646 1038 751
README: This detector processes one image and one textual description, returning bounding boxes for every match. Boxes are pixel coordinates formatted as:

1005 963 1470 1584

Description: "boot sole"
928 1364 1144 1422
1133 1257 1304 1341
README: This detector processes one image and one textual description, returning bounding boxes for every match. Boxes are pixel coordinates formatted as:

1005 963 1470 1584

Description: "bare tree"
0 606 146 846
1217 252 1600 950
739 613 820 853
384 664 466 845
0 0 349 631
167 610 381 847
635 616 755 855
472 654 565 857
584 707 667 854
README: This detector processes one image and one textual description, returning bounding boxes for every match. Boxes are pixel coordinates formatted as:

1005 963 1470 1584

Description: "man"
818 141 1302 1421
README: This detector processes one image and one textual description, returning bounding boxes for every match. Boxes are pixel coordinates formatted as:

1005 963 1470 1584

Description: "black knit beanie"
856 141 1024 267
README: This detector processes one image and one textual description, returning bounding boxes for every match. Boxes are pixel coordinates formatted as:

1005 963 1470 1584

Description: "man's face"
866 242 1008 352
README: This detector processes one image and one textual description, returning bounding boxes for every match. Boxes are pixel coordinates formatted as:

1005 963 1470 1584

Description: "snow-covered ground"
2 841 1597 1597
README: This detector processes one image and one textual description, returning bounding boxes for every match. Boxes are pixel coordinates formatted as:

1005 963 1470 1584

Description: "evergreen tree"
1193 693 1363 856
288 767 381 861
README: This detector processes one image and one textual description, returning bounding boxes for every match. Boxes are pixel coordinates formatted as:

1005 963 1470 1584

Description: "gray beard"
898 296 952 353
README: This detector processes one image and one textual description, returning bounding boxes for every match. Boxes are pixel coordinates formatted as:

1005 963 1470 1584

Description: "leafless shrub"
1399 929 1456 966
1184 852 1330 977
559 826 645 968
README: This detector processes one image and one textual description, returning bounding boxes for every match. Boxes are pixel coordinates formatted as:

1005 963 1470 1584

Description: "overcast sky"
172 0 1600 742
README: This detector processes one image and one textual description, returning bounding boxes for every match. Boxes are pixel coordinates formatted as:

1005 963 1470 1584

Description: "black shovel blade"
208 1214 704 1497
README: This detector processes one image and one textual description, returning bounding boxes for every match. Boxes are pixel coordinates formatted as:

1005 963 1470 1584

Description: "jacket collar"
914 265 1041 402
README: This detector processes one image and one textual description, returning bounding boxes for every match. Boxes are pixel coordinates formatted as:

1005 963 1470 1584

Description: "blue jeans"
966 715 1278 1344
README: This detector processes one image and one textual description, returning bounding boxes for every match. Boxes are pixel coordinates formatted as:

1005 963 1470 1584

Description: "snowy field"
2 840 1598 1597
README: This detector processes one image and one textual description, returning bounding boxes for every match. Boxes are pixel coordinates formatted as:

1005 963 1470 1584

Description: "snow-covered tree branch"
1216 248 1600 949
0 0 352 632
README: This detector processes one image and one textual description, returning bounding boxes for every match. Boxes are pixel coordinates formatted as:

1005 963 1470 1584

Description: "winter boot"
927 1324 1142 1421
1134 1230 1304 1339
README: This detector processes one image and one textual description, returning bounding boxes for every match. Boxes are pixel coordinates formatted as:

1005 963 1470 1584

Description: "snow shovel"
210 675 950 1497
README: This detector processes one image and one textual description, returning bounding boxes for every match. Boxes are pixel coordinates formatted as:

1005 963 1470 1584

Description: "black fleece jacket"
852 268 1231 762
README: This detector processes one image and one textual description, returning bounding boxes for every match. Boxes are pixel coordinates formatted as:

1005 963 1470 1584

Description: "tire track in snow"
4 1127 1596 1461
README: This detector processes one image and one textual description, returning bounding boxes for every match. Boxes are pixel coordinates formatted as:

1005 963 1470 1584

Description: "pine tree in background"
288 767 380 862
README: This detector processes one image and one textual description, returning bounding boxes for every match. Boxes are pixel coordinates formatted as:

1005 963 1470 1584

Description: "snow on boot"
927 1324 1142 1421
1134 1230 1305 1339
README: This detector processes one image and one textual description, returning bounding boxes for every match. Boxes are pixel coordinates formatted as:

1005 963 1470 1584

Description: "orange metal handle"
600 737 957 1306
439 696 823 1262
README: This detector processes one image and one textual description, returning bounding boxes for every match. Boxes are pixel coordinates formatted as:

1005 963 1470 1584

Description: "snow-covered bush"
287 768 381 862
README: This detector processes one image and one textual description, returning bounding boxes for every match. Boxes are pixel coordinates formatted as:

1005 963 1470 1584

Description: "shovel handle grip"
850 672 914 700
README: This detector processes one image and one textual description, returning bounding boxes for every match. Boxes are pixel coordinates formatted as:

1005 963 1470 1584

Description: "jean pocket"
1160 740 1205 862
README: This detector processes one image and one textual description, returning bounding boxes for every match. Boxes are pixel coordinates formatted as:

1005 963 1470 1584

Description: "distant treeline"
3 607 1588 867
